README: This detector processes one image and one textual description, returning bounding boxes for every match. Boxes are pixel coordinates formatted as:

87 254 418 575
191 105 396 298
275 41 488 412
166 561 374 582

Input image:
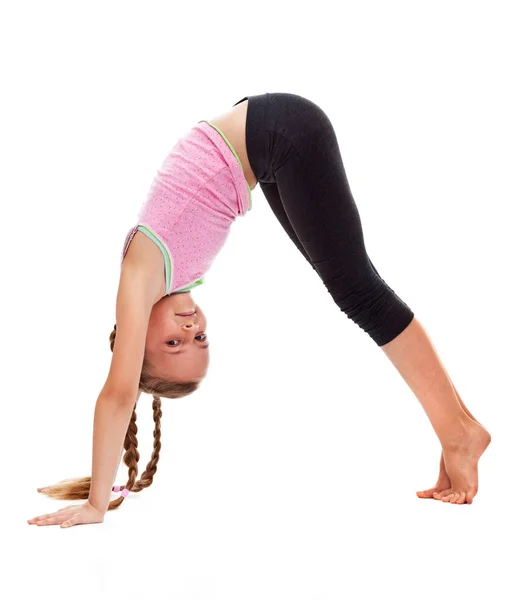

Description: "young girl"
28 92 491 528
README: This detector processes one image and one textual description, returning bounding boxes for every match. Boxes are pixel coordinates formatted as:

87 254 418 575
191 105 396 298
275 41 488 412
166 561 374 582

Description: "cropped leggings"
233 92 415 347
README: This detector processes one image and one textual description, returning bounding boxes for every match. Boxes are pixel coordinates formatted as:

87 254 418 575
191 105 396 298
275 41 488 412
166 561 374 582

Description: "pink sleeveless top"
121 120 253 296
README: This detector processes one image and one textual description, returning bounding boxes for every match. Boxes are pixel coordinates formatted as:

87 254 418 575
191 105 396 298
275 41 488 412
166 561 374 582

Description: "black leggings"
233 92 414 347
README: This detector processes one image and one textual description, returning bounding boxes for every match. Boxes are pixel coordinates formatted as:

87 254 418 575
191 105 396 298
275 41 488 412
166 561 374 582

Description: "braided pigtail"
38 322 199 511
133 395 162 491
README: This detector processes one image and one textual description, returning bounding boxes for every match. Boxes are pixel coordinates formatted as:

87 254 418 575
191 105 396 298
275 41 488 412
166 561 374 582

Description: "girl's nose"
182 322 198 331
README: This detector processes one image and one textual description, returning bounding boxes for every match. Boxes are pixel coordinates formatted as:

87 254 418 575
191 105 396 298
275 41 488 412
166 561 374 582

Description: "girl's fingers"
34 515 69 526
28 506 77 523
28 513 54 523
35 510 81 526
28 510 67 522
61 513 81 528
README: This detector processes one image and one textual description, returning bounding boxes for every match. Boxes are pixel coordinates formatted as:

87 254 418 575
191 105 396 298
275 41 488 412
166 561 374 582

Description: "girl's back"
121 120 253 297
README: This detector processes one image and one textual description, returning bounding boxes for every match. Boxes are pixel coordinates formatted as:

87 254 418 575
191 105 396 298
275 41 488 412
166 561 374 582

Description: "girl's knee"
333 275 414 346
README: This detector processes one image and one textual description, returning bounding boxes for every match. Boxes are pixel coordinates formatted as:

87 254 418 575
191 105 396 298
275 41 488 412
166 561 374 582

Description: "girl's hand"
27 500 105 528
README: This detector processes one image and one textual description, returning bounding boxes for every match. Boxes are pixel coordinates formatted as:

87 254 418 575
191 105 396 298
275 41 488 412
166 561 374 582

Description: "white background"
2 1 526 598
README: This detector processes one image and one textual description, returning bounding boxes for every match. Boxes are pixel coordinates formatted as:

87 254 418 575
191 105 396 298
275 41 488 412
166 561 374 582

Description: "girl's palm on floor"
27 500 105 528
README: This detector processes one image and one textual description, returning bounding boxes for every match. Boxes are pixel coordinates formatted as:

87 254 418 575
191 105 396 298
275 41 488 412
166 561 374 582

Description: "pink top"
121 120 253 296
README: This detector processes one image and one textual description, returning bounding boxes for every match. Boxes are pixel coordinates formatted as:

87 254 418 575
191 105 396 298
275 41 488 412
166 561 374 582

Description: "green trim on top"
174 277 205 294
199 119 253 211
137 225 172 296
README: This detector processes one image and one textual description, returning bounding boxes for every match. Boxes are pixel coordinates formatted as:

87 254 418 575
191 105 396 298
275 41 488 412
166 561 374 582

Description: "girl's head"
143 291 210 385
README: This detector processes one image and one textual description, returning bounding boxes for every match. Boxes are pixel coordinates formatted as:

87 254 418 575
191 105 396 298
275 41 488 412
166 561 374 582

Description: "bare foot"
416 452 451 499
433 420 491 504
417 380 487 501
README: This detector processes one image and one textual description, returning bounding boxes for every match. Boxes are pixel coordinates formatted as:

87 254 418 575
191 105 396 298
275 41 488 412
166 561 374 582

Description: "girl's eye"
167 333 207 347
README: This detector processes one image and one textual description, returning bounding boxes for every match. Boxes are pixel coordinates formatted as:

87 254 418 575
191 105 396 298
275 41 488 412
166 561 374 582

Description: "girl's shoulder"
120 226 166 304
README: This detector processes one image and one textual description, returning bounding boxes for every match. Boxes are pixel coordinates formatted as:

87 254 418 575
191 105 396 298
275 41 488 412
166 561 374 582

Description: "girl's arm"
88 259 163 514
88 389 141 513
28 232 165 527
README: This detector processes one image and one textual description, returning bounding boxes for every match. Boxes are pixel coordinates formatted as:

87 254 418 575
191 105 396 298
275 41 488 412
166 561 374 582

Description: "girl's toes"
448 492 461 503
433 488 452 500
416 488 437 498
440 492 457 502
455 492 467 504
466 488 478 504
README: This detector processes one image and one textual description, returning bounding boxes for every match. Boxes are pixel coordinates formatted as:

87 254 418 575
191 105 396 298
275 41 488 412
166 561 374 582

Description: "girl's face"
144 292 209 383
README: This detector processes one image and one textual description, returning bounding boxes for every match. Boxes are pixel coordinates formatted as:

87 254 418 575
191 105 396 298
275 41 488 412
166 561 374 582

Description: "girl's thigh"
265 96 414 345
